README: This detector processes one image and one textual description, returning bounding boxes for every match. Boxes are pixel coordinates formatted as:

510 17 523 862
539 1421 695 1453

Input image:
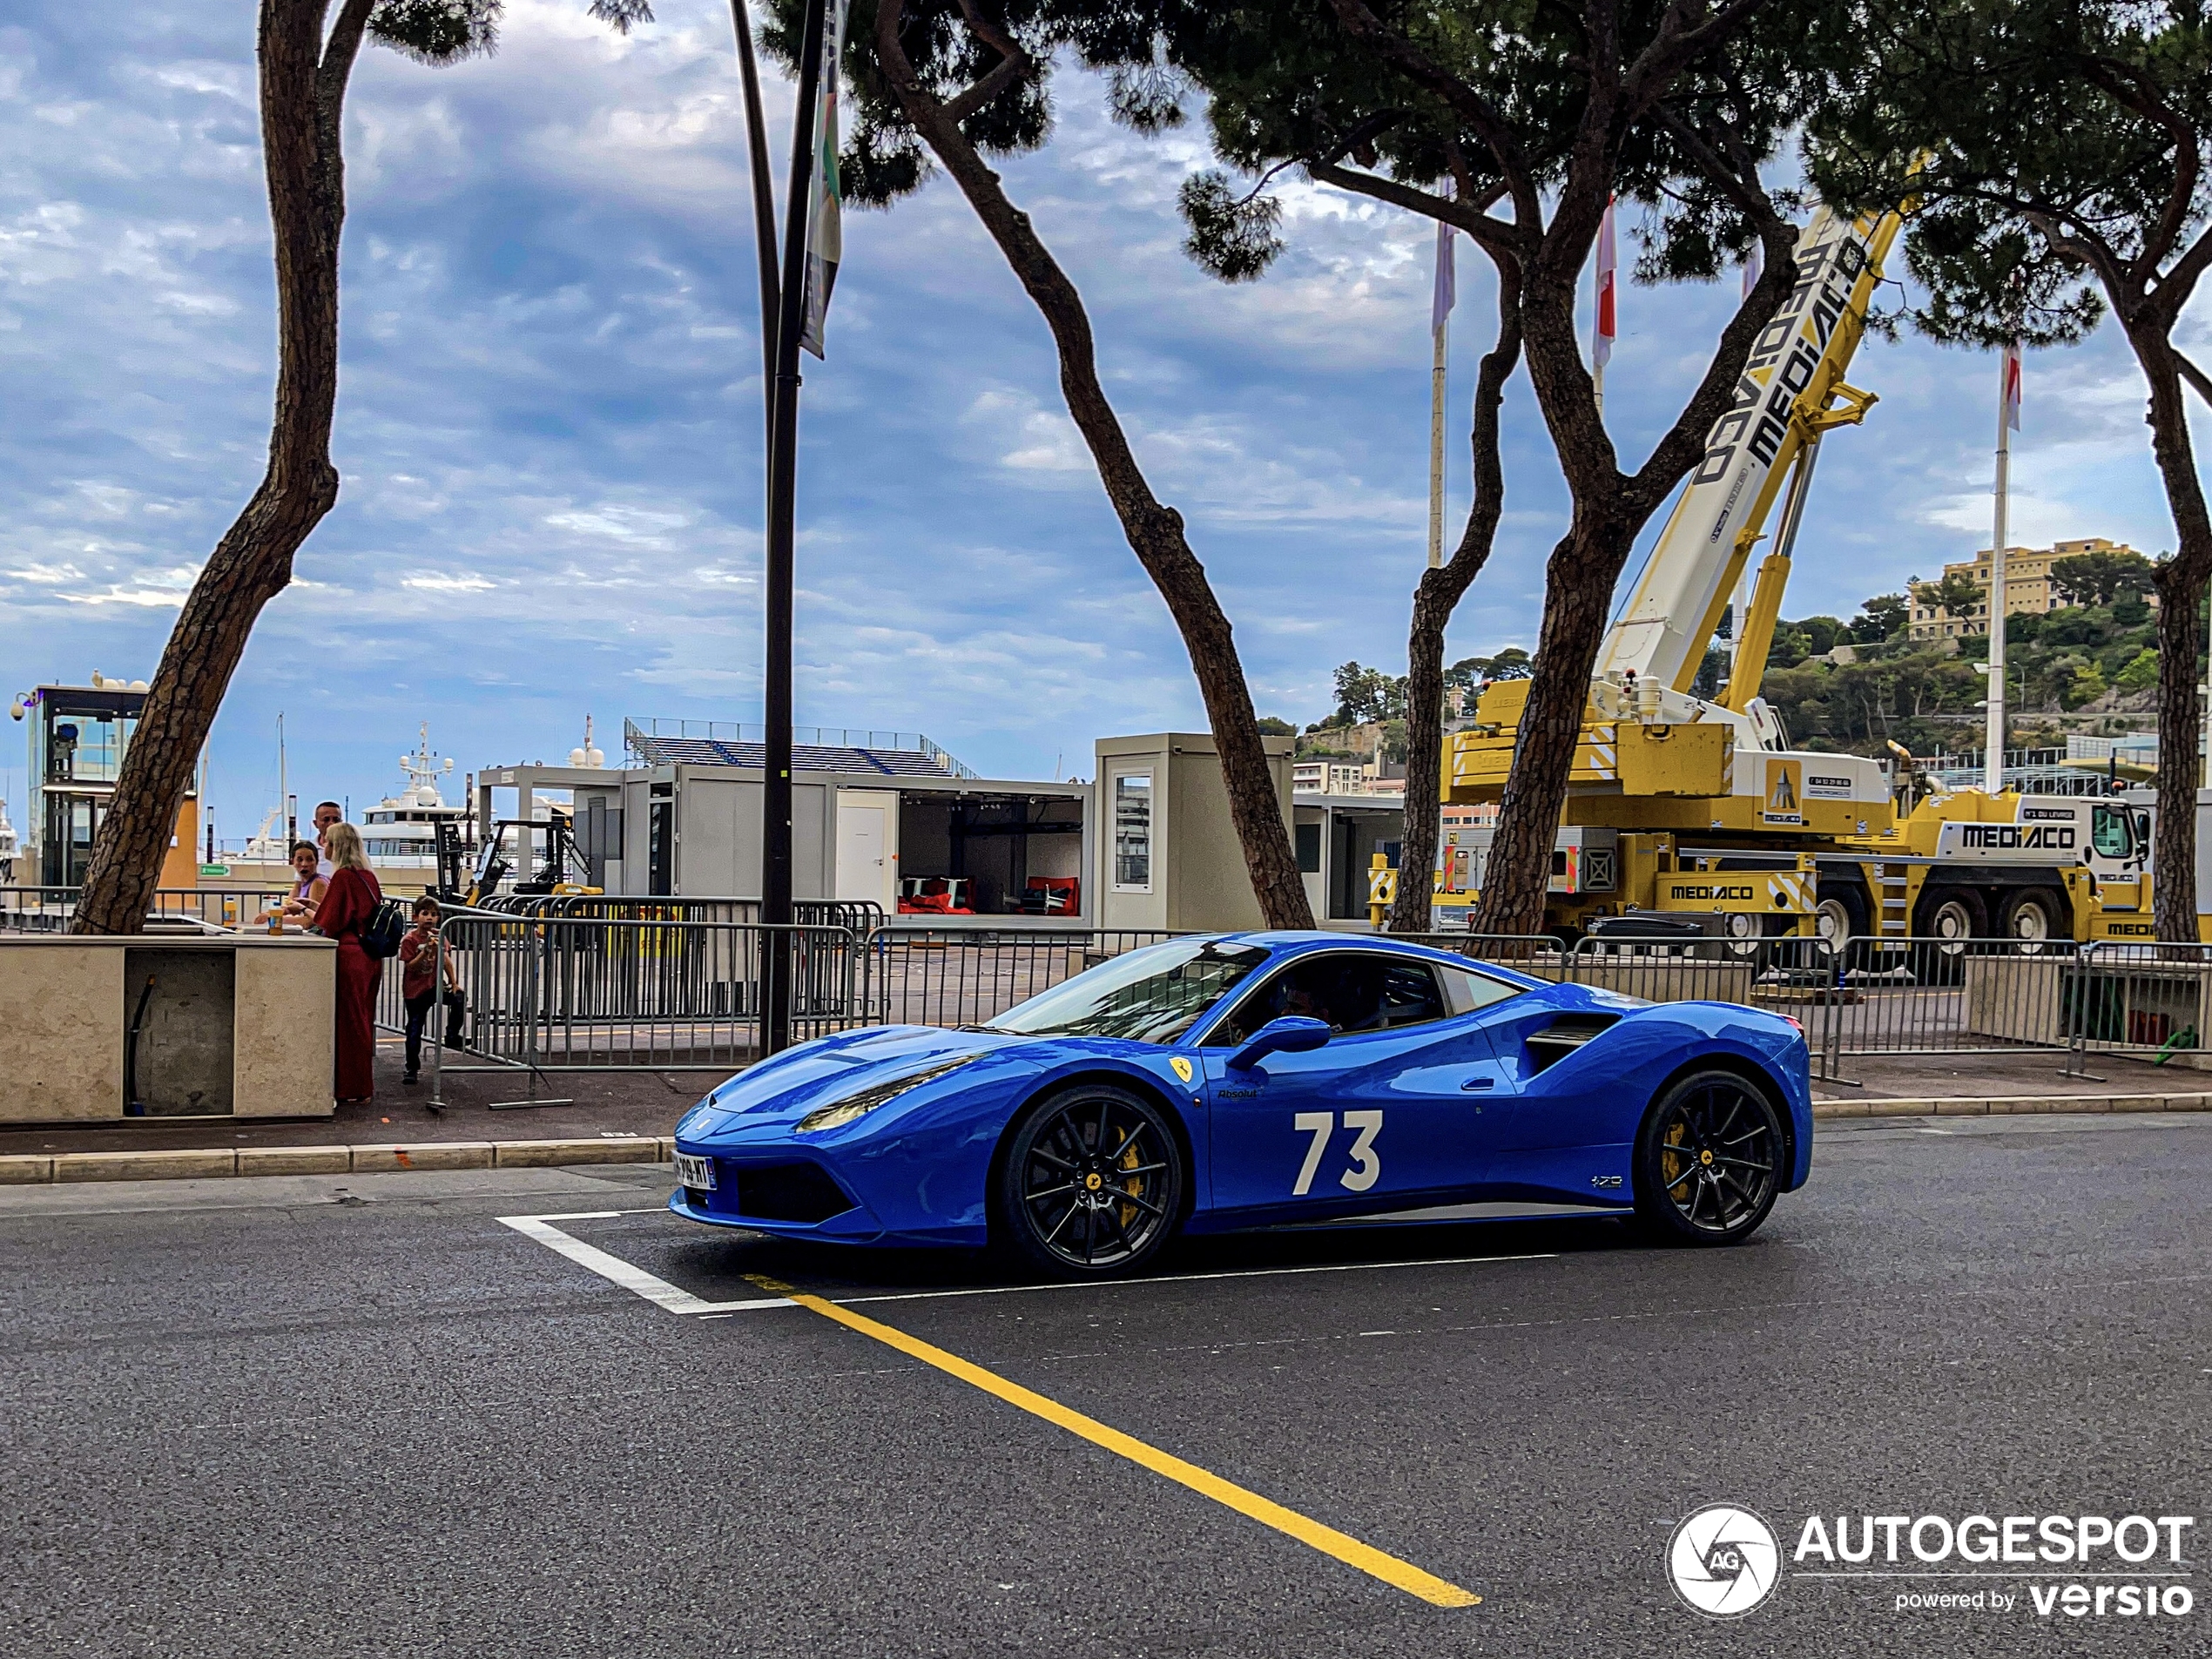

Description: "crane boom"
1438 195 2180 954
1596 203 1902 694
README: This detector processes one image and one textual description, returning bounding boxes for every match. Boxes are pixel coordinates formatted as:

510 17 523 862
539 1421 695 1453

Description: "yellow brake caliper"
1662 1123 1690 1195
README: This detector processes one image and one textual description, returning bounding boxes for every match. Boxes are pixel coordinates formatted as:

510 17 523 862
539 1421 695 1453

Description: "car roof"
1204 930 1543 986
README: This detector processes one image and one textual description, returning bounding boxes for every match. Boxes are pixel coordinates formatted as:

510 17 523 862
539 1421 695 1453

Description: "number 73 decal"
1291 1109 1383 1195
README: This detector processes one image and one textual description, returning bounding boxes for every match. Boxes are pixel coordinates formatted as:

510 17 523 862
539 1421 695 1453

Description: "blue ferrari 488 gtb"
671 932 1812 1277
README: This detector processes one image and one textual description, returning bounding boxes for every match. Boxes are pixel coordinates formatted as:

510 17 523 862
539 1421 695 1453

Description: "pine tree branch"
1305 162 1519 262
1323 0 1541 226
2175 347 2212 409
2072 51 2201 286
942 0 1031 126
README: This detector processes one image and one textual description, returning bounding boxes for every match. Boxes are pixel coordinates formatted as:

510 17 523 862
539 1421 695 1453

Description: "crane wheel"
1814 880 1870 957
1999 887 2067 952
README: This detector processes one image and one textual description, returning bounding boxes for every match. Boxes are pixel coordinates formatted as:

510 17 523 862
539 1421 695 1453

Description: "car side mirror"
1227 1015 1331 1072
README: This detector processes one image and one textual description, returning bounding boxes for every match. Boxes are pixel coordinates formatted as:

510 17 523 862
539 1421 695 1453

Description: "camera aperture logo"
1669 1505 1782 1616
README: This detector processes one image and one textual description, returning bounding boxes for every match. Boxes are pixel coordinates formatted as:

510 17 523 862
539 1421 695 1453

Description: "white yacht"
360 726 470 868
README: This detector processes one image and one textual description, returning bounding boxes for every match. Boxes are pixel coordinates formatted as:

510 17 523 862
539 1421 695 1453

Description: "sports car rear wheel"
1633 1070 1784 1245
996 1084 1184 1277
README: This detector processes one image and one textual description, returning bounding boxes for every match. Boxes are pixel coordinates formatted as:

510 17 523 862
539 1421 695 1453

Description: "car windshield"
984 939 1271 1044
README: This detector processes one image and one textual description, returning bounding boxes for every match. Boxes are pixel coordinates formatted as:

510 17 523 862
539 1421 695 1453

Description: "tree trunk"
874 3 1312 927
1465 200 1795 937
71 0 355 934
1390 276 1521 933
1470 512 1627 935
2136 334 2212 943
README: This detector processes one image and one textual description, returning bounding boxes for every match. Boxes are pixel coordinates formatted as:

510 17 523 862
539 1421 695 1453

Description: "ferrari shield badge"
1170 1057 1194 1084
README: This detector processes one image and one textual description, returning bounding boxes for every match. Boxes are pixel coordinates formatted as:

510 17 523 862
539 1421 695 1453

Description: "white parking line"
496 1216 795 1315
496 1208 1555 1318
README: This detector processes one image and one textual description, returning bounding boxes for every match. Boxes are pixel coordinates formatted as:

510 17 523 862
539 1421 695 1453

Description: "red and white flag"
2001 339 2022 432
1594 194 1618 368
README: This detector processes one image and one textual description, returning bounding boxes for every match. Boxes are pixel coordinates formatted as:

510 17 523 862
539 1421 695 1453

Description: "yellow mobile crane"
1434 202 2158 948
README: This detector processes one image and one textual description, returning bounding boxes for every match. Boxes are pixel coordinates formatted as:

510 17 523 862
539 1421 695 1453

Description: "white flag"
1431 216 1456 334
1742 237 1762 300
799 0 851 360
1593 194 1617 368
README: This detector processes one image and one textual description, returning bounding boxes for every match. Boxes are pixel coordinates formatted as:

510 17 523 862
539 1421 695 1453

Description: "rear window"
1435 964 1527 1015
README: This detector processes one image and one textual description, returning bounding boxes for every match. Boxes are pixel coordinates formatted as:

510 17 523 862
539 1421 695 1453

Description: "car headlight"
796 1054 982 1134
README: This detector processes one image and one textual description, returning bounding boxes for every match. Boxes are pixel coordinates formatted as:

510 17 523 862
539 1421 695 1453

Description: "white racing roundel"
1668 1504 1781 1616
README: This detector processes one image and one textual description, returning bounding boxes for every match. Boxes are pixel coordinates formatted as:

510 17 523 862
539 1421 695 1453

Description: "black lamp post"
728 0 829 1056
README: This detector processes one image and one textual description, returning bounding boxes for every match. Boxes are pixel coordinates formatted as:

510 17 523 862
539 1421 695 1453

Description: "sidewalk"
1810 1048 2194 1103
0 1034 705 1158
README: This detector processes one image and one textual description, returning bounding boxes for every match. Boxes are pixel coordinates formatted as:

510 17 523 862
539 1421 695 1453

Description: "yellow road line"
745 1273 1479 1608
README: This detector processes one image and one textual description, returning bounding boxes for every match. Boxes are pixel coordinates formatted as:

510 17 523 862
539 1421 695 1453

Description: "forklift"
431 811 601 907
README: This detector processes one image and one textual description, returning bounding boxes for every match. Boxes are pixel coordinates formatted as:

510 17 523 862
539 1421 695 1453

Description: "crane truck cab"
1817 791 2151 948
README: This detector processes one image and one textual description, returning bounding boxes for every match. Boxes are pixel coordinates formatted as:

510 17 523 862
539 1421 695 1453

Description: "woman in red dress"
315 822 383 1104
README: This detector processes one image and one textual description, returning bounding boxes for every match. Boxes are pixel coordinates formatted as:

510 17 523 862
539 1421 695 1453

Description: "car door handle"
1461 1076 1494 1091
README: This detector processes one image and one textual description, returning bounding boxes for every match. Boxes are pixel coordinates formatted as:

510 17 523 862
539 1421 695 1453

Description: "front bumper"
668 1150 887 1242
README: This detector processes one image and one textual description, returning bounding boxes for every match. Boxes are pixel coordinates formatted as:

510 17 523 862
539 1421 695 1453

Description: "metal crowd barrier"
1814 935 2074 1080
473 894 886 934
21 879 2188 1097
859 927 1190 1028
403 909 865 1103
2062 941 2212 1076
0 886 298 933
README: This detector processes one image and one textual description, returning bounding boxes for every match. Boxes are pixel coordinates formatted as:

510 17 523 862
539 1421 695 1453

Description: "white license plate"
674 1152 716 1190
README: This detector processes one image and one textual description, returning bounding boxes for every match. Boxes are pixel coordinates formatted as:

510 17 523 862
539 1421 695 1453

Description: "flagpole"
1426 205 1457 570
1985 343 2015 798
761 0 829 1055
1427 335 1448 574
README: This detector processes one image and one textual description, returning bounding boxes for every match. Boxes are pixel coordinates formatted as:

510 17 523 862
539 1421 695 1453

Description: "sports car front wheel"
1632 1070 1784 1245
995 1084 1184 1278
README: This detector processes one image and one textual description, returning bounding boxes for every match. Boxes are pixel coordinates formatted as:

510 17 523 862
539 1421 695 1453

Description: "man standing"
313 800 342 880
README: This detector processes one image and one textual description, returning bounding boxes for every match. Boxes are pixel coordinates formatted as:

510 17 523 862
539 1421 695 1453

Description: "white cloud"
3 560 84 584
961 386 1090 477
53 563 201 607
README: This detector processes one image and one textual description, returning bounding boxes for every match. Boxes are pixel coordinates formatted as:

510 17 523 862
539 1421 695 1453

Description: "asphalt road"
3 1112 2207 1658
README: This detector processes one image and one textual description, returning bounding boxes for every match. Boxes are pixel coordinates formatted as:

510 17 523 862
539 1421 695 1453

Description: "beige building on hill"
1909 536 2151 641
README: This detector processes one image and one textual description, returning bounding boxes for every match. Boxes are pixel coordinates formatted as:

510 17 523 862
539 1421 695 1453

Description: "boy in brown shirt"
398 896 465 1085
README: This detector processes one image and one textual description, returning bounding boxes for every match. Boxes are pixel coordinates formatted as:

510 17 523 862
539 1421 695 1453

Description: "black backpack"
358 898 408 960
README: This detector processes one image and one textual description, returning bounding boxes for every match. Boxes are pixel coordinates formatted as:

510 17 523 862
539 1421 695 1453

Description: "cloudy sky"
2 1 2205 844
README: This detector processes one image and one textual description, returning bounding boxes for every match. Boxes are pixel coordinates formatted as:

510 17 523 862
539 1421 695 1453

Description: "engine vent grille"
1525 1014 1622 1075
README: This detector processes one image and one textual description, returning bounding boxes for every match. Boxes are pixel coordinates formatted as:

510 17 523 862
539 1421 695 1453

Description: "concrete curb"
1811 1093 2212 1119
0 1136 674 1184
3 1099 2207 1185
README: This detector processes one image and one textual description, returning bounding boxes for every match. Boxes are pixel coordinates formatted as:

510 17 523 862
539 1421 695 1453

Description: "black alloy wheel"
1633 1070 1784 1245
996 1084 1184 1277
